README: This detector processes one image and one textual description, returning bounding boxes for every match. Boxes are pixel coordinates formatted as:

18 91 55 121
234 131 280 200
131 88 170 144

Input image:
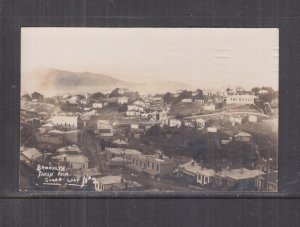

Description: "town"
20 86 278 192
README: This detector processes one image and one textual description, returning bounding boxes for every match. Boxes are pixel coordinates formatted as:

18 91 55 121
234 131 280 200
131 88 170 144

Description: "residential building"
248 115 258 122
203 103 215 111
117 97 128 104
234 132 252 142
92 102 103 109
213 168 264 190
129 154 176 177
168 119 182 128
181 99 193 103
49 116 78 131
226 94 257 105
20 148 43 166
126 110 141 117
56 144 81 155
105 147 141 166
196 168 216 185
51 154 88 170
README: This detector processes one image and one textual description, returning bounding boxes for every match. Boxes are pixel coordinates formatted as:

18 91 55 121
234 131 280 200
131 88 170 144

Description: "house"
92 102 103 109
49 116 78 131
131 123 139 130
181 99 193 103
94 176 122 191
129 154 176 177
126 110 141 117
94 175 142 191
248 115 258 122
178 160 203 177
183 120 194 127
38 123 54 133
97 120 112 130
133 100 146 108
230 116 242 125
195 118 205 129
105 147 141 166
255 171 277 192
234 132 252 142
112 139 129 147
226 94 257 105
51 154 88 170
196 168 216 185
56 144 81 155
213 168 264 190
194 99 205 104
127 104 144 112
117 97 128 104
203 103 215 111
20 148 43 166
168 119 182 128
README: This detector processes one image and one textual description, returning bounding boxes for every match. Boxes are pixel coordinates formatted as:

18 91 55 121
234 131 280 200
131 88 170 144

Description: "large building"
226 95 257 105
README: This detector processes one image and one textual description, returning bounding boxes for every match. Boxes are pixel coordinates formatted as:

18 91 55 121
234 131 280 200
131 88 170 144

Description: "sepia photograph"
20 28 278 192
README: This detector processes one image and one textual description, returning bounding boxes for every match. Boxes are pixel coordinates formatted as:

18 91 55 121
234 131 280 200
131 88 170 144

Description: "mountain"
21 68 193 96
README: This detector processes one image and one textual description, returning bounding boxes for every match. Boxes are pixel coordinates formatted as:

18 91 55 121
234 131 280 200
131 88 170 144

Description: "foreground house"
51 154 88 170
213 168 264 191
105 147 141 166
94 175 142 192
129 154 176 177
20 148 43 166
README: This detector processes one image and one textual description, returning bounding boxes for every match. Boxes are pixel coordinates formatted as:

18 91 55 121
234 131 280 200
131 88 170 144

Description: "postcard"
20 28 278 192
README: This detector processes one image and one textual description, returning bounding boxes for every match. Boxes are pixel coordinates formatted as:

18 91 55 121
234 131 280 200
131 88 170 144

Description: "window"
157 164 159 171
82 164 85 169
152 163 154 169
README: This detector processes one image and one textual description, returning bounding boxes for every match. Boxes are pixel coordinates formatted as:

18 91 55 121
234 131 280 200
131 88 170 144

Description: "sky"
21 28 279 90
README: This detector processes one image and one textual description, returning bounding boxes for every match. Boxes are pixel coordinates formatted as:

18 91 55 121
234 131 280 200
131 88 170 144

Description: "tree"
118 103 128 112
31 91 44 100
174 90 193 104
251 87 261 96
91 92 106 99
109 88 121 98
163 92 173 104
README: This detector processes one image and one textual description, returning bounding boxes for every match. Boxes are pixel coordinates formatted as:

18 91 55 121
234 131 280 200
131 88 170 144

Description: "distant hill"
21 68 193 96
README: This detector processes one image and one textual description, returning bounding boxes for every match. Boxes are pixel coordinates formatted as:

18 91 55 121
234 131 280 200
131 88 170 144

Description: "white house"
195 118 205 129
92 102 103 109
248 115 258 122
234 132 252 142
181 99 193 103
49 116 78 130
117 97 128 104
194 99 205 104
126 110 141 117
203 103 215 111
51 154 88 170
21 148 43 166
196 168 215 185
131 124 139 130
127 105 144 112
226 95 257 105
94 175 122 191
169 119 182 128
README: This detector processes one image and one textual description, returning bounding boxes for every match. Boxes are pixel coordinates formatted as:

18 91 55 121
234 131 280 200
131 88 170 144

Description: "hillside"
21 68 193 96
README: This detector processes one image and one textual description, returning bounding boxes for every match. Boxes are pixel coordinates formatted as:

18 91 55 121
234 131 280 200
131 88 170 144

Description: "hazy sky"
21 28 278 90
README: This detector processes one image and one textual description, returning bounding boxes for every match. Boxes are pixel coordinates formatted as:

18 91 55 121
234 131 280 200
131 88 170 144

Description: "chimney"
240 168 244 174
191 161 194 166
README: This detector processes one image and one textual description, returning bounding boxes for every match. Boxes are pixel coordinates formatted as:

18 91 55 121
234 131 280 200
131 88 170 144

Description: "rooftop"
215 168 264 180
22 148 43 160
52 154 88 163
96 175 122 185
